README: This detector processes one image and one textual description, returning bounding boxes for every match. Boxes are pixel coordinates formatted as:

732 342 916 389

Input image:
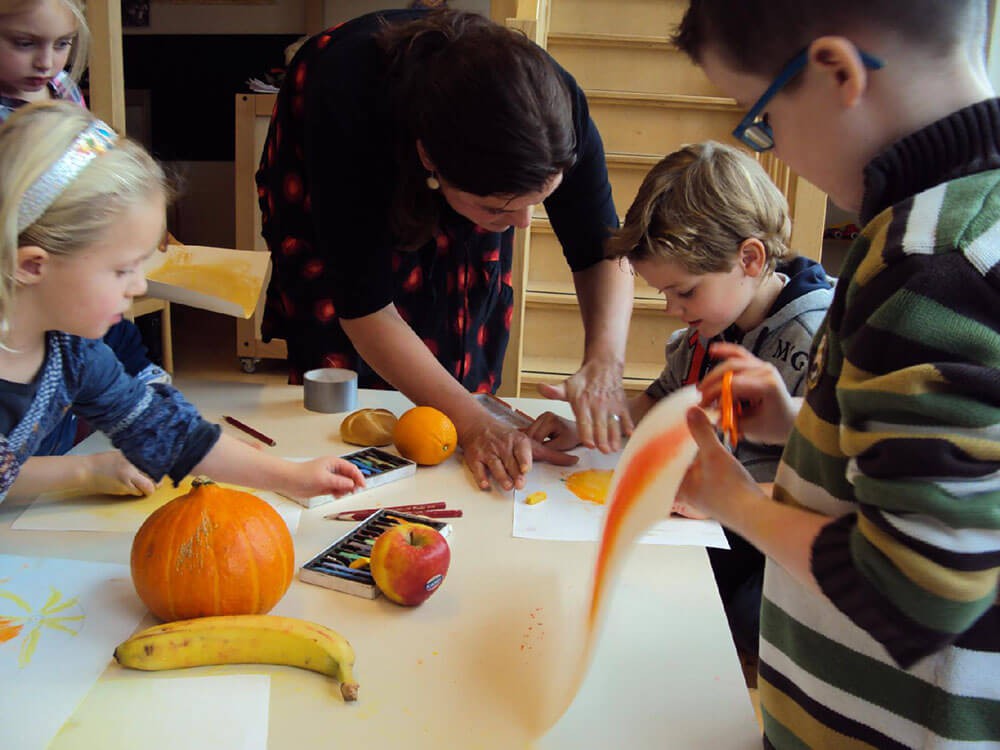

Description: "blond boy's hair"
0 0 90 81
607 141 792 276
0 100 167 336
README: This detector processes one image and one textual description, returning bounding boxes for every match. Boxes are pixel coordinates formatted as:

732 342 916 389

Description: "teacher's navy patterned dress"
255 9 617 391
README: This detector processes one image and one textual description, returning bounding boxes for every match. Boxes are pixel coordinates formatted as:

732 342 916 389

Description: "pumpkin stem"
191 476 216 488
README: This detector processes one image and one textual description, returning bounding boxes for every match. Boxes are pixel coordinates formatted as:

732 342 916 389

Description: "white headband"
17 119 118 235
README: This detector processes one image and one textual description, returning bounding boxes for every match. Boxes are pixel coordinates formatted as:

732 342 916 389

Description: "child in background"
527 141 834 663
671 0 1000 746
0 0 169 470
0 0 87 113
0 100 366 503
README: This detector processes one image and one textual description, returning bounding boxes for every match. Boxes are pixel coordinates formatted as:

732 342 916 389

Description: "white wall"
988 0 1000 91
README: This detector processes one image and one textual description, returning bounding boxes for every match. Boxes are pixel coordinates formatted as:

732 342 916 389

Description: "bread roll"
340 408 397 446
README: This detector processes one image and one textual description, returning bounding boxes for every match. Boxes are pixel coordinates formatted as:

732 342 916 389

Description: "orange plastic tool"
719 370 741 451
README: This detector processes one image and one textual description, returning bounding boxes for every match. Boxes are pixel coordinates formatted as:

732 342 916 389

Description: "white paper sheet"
11 433 302 535
513 446 728 549
52 674 270 750
0 554 147 750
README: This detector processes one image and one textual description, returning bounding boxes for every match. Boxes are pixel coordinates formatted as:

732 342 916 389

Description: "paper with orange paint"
142 243 270 318
0 553 146 750
512 434 726 548
535 386 710 733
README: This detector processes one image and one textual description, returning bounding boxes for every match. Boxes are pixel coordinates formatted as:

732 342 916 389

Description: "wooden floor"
166 304 764 730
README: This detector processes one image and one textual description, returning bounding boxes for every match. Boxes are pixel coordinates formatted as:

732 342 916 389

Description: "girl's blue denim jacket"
0 332 220 501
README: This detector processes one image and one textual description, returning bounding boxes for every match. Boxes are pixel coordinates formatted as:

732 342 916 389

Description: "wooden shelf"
585 89 739 111
522 355 662 384
525 285 661 308
548 31 673 49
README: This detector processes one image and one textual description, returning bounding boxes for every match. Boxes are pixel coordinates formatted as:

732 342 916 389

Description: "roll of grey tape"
303 368 358 413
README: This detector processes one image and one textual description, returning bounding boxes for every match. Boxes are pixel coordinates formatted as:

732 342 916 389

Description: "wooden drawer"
549 0 686 37
606 153 660 220
587 92 741 155
549 35 723 98
521 298 676 377
526 220 660 299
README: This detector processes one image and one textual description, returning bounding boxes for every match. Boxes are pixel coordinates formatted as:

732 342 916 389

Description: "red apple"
369 522 450 606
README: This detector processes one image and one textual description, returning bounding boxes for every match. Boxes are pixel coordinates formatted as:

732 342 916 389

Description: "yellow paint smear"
564 469 613 504
525 491 547 505
147 249 261 316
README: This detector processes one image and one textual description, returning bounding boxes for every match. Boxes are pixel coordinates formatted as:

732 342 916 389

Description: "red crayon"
325 501 447 522
222 415 277 447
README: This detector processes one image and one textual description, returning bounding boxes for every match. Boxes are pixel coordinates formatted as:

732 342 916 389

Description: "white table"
0 379 760 749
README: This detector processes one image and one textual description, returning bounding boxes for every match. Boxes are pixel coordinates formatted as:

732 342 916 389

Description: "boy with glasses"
670 1 1000 747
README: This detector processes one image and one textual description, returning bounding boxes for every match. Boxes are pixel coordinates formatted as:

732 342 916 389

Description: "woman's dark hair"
377 10 577 248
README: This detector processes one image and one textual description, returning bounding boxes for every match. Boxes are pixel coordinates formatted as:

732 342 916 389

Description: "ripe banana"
114 614 360 701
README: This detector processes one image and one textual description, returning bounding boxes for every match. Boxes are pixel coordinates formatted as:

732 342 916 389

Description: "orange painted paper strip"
539 386 703 734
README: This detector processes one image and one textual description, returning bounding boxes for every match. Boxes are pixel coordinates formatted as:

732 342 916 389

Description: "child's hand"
275 456 366 501
675 407 763 520
699 342 799 445
85 451 157 496
523 410 581 451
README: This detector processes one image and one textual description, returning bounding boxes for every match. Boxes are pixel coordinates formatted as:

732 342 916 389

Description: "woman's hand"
523 411 581 451
538 356 631 453
84 451 158 496
698 342 799 446
460 418 578 491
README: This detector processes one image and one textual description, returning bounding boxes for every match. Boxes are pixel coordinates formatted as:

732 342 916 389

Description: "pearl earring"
426 173 440 191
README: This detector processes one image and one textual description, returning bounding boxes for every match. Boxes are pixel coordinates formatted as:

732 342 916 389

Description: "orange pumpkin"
130 478 295 622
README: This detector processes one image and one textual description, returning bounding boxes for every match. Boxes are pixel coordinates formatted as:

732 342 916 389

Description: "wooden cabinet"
234 93 285 372
505 0 827 397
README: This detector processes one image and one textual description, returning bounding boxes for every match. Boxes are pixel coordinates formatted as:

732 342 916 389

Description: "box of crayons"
298 508 453 599
292 447 417 509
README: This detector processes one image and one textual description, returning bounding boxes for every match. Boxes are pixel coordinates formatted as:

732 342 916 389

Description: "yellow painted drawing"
0 586 84 667
563 469 613 504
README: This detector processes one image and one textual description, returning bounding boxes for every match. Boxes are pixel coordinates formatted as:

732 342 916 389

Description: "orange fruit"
393 406 457 466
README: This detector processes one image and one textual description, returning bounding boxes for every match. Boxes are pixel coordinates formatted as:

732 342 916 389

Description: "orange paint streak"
588 422 688 627
0 617 23 644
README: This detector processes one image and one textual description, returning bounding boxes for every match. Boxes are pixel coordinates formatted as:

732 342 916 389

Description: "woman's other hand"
538 356 631 453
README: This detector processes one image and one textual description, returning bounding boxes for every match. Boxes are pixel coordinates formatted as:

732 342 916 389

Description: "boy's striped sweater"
762 99 1000 749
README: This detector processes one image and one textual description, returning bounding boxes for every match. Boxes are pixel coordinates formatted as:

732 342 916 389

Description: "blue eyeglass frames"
732 47 885 152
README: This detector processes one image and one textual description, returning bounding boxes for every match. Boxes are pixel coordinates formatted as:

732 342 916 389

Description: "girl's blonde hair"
0 100 167 335
0 0 90 81
607 141 792 275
